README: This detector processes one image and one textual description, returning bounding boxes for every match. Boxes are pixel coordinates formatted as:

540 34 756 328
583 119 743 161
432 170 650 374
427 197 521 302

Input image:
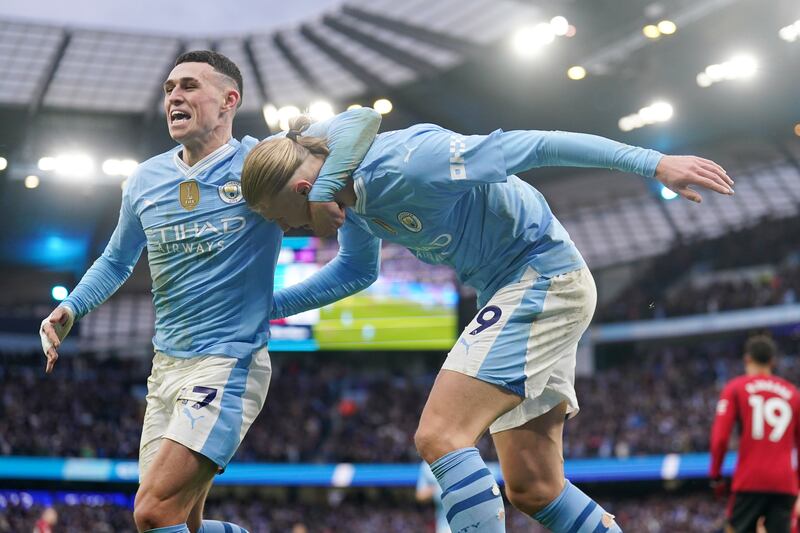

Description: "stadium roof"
0 0 799 275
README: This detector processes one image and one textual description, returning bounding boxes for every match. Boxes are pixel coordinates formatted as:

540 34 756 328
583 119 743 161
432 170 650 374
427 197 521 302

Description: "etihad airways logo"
146 216 246 254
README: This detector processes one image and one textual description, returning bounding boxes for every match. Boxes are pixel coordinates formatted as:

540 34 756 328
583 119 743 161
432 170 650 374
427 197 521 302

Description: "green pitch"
315 294 457 350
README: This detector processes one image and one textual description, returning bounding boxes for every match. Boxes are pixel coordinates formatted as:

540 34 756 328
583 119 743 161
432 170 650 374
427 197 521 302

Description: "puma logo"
602 512 616 528
183 407 204 429
458 337 474 354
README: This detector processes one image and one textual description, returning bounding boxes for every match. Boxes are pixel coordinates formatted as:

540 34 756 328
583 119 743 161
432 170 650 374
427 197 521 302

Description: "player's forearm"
500 130 664 178
272 255 380 319
62 252 140 320
308 108 381 202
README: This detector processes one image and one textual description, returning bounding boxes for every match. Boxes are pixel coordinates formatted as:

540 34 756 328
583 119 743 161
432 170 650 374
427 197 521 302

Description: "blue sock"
430 447 505 532
199 520 250 533
533 480 621 532
144 525 190 533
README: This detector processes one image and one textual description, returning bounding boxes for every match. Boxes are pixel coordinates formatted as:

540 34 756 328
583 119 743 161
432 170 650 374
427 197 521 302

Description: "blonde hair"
242 116 329 208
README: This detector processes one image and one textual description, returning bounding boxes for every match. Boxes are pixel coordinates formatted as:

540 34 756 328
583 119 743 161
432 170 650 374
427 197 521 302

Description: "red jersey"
33 520 52 533
710 374 800 495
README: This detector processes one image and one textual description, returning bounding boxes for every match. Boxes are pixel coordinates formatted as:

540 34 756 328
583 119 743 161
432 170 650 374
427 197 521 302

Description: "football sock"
144 525 190 533
199 520 250 533
533 480 622 532
430 447 506 532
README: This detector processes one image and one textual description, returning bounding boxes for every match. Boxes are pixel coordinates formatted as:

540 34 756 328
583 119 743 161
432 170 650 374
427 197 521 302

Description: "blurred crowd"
599 216 800 322
3 337 797 462
0 489 729 532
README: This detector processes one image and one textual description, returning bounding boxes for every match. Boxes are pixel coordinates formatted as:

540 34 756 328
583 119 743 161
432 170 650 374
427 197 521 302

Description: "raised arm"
272 213 381 319
40 185 146 372
268 108 381 236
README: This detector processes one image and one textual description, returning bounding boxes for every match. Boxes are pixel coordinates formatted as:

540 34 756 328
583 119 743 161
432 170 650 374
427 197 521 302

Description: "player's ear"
293 180 312 196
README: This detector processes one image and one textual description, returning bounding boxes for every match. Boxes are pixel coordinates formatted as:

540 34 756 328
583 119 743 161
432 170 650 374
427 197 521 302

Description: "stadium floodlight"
642 24 660 39
779 20 800 42
309 101 335 122
277 105 301 131
24 175 40 189
0 156 7 171
697 54 758 87
567 66 586 80
373 99 393 115
262 104 279 129
550 16 569 37
347 104 363 111
39 153 94 179
51 285 69 301
618 101 673 131
103 159 139 177
657 20 677 35
512 23 555 56
660 185 678 200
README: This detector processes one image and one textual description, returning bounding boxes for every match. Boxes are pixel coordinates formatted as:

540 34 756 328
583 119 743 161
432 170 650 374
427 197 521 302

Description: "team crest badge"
397 211 422 233
371 218 397 235
179 180 200 211
218 180 243 204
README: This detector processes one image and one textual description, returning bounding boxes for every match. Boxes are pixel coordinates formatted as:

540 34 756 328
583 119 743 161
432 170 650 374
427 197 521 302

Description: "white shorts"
138 347 271 479
442 267 596 434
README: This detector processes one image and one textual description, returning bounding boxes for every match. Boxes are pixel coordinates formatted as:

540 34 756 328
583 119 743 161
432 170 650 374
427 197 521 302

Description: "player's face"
163 62 229 144
254 155 323 233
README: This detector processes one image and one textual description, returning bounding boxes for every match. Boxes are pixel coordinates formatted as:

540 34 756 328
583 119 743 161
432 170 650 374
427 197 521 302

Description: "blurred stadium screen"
270 237 458 351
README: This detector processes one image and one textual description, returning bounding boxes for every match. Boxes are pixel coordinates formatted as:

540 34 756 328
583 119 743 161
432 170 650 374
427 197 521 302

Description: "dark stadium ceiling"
1 0 800 277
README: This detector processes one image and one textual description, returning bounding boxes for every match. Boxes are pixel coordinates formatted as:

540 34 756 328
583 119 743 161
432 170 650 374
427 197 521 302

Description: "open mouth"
170 110 191 125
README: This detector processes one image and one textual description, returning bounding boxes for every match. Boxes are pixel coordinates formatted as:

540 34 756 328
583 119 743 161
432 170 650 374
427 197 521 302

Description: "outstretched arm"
40 186 146 372
272 214 381 319
500 130 734 203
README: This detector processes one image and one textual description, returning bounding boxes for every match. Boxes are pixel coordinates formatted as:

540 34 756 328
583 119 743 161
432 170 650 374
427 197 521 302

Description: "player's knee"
505 478 563 515
414 423 461 464
133 492 175 530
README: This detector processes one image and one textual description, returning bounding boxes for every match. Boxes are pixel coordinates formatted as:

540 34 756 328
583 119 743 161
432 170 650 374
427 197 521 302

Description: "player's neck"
181 127 233 167
334 178 357 208
745 365 772 377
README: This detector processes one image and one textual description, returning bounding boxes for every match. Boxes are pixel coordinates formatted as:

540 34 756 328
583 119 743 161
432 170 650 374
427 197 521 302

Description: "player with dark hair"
710 335 800 533
39 51 381 533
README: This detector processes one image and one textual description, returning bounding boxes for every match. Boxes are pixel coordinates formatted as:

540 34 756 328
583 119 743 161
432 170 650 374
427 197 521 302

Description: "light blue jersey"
273 124 661 314
417 461 450 533
62 109 381 358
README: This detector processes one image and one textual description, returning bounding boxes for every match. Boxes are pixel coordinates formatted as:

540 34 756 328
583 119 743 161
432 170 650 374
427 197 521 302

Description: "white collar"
173 140 237 179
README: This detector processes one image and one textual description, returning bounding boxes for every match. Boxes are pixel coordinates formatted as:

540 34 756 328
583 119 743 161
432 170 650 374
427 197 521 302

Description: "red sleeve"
710 382 738 478
795 394 800 487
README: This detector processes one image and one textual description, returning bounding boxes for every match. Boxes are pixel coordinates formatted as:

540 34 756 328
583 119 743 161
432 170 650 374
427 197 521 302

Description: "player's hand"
308 201 345 238
40 306 75 374
710 476 728 500
655 155 734 203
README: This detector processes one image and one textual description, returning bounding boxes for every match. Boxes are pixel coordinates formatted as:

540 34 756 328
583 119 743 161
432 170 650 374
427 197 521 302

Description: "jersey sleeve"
710 382 738 479
61 184 146 320
500 130 664 178
271 213 381 319
268 108 381 202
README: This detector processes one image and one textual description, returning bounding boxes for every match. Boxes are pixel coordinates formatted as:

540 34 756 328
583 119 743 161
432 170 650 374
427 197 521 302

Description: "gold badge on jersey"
371 218 397 235
179 180 200 211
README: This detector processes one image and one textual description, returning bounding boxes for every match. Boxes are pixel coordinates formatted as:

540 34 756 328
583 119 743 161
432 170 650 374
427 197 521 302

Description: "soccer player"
38 51 381 533
241 119 734 532
710 335 800 533
417 461 451 533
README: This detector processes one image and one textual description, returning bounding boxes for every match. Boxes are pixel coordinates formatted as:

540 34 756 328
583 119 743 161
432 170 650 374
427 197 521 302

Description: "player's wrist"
308 174 345 202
